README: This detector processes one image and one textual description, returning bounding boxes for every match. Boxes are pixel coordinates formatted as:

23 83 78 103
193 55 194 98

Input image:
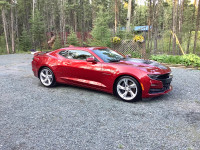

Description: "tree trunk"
74 0 77 32
187 30 192 54
11 3 15 53
193 0 200 54
126 0 132 32
178 0 184 44
150 0 156 53
33 0 36 21
2 8 10 54
114 0 119 34
147 0 152 51
187 0 196 53
172 0 178 55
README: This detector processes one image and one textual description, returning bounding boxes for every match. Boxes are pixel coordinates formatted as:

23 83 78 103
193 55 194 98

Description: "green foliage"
151 54 200 67
150 55 183 64
134 5 148 26
19 27 32 51
0 36 6 55
182 54 200 67
30 9 45 49
116 30 133 40
131 51 141 58
89 6 111 47
52 37 62 50
67 30 80 46
0 0 10 9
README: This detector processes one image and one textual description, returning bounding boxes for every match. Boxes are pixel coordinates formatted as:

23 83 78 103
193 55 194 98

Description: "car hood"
116 58 171 74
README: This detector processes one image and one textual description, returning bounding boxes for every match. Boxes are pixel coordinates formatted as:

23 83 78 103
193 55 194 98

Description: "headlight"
148 74 159 80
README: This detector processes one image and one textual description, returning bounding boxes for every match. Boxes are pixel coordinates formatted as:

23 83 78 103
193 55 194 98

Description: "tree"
172 0 178 54
19 27 32 51
67 30 79 46
10 0 16 53
30 9 45 50
193 0 200 53
126 0 132 32
52 36 62 50
90 6 111 47
0 0 10 54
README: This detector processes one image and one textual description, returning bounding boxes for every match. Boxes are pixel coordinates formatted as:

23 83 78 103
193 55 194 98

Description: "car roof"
56 46 108 52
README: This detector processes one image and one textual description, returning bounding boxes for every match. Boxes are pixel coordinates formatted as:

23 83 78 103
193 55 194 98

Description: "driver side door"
59 50 104 89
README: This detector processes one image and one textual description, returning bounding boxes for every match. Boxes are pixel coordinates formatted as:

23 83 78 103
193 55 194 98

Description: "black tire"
39 67 56 87
114 76 142 102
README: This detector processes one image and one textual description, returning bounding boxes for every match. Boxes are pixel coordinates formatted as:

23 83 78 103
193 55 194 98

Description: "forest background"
0 0 200 67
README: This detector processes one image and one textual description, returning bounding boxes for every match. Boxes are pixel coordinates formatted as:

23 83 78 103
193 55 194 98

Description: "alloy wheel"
117 77 138 101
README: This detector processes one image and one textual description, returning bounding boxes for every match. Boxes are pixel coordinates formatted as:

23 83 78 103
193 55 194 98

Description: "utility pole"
126 0 132 32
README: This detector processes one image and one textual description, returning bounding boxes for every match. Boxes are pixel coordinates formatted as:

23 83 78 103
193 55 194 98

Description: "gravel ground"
0 54 200 150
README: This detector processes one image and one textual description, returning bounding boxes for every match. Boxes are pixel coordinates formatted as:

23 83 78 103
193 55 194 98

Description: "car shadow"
37 82 171 103
140 94 170 103
49 83 115 96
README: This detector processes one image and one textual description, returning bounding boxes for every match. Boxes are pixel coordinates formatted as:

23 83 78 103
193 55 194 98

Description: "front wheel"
114 76 142 102
39 67 56 87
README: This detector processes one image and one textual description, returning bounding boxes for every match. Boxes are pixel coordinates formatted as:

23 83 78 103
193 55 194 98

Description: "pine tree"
67 30 80 46
30 9 45 50
19 27 32 51
52 36 62 50
90 6 111 47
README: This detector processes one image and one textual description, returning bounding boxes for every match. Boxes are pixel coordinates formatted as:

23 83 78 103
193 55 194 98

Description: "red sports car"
32 46 173 102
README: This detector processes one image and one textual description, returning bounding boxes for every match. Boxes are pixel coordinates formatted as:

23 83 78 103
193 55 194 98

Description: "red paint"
32 47 172 98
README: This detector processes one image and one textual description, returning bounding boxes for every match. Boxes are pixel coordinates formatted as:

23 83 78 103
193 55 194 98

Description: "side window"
59 50 68 58
68 50 93 60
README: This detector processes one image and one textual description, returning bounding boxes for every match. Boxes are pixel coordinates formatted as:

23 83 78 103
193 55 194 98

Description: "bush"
150 54 200 68
182 54 200 67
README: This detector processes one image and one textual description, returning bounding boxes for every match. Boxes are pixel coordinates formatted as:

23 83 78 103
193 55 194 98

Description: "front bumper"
142 73 173 98
143 85 173 98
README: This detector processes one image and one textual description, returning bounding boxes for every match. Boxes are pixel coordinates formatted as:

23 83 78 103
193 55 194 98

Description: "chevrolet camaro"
32 46 173 102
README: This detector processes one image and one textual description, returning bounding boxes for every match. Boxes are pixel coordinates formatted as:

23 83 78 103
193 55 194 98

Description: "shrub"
133 35 144 43
150 54 200 68
182 54 200 67
112 37 121 44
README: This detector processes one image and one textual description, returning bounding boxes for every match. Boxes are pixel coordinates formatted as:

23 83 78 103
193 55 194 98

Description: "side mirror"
86 57 96 63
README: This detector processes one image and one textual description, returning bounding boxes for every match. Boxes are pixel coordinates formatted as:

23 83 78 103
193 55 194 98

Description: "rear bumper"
32 60 38 77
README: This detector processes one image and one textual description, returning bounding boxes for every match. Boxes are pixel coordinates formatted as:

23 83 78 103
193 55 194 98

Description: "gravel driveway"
0 54 200 150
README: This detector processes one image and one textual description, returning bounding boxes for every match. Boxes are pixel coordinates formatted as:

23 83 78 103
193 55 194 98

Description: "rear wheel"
39 67 56 87
114 76 141 102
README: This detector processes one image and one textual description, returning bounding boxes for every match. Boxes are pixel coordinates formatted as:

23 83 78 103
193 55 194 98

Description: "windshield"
93 48 125 62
